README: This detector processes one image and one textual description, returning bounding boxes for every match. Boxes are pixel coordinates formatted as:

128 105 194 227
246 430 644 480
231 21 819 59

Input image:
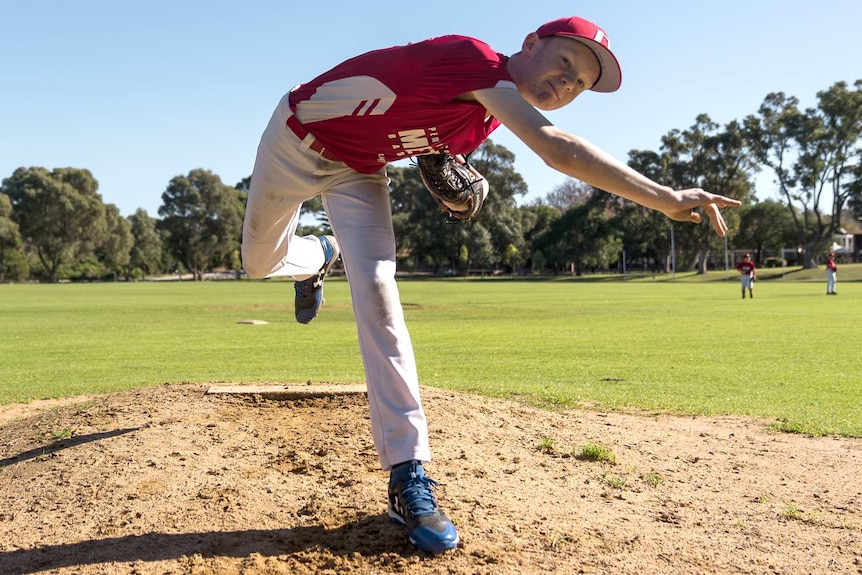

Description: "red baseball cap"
535 16 622 93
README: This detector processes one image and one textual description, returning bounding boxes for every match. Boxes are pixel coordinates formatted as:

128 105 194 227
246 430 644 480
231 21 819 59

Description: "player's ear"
521 32 540 54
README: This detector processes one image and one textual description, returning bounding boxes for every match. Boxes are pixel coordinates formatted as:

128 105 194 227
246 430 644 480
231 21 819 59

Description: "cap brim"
570 38 622 93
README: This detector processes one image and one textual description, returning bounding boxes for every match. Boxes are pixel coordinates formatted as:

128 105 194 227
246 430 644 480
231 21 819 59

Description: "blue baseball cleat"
388 460 459 553
294 235 340 324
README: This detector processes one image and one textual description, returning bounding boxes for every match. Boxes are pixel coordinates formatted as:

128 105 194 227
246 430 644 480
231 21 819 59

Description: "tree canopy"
1 167 107 282
158 169 244 280
744 81 862 267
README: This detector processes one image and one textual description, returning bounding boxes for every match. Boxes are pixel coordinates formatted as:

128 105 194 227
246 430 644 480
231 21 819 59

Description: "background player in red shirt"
735 253 756 299
241 16 742 553
826 252 838 295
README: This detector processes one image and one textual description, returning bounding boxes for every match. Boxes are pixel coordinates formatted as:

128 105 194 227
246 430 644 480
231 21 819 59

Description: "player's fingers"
704 203 728 237
713 196 743 208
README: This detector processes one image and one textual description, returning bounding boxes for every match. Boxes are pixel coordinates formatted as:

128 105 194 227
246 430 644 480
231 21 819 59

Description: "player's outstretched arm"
471 88 742 236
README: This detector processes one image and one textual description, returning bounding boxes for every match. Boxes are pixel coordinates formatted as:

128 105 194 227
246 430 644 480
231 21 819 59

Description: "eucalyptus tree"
389 139 528 273
468 140 530 270
625 116 756 273
734 200 797 263
158 169 244 280
534 193 620 275
97 204 133 280
1 167 106 282
518 203 560 273
848 161 862 220
388 162 448 270
128 209 164 278
744 81 862 267
594 184 671 273
657 116 756 272
602 150 673 272
0 193 27 281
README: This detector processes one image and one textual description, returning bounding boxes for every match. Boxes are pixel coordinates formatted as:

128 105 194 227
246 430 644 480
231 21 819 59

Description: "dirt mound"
0 383 860 574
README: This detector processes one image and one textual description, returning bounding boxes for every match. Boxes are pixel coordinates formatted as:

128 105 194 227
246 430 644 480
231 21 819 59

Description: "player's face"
518 36 600 110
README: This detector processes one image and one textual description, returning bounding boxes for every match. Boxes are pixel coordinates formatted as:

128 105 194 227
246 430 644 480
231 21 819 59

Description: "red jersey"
288 36 515 173
827 257 837 271
736 261 756 276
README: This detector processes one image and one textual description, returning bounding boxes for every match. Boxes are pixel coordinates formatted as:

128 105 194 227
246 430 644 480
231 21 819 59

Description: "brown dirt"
0 383 860 575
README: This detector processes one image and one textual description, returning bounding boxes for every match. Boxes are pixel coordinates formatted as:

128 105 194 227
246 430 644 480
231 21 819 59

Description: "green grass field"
1 265 860 436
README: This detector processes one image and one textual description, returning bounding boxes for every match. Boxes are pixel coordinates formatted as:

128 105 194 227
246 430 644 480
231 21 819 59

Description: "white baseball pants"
241 93 431 470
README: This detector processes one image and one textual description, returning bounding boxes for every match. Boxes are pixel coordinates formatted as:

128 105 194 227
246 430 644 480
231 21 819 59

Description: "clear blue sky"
2 0 860 217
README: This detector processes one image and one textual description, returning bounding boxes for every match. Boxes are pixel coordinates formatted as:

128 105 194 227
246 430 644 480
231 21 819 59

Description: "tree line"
1 81 860 282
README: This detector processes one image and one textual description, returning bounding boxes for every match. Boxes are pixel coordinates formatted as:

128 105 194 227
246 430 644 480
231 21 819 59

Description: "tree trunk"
802 238 831 269
696 246 711 274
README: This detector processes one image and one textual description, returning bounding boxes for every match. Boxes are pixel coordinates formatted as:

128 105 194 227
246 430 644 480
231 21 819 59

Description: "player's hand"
659 188 742 237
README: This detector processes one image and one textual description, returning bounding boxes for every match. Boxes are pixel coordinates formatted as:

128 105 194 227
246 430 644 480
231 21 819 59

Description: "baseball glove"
416 153 489 223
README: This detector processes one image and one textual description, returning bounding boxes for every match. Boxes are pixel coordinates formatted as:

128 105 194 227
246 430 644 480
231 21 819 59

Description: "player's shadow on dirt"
0 515 419 574
0 428 139 468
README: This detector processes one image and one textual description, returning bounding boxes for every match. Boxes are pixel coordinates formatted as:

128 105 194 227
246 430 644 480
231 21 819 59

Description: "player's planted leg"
294 235 340 324
388 460 459 553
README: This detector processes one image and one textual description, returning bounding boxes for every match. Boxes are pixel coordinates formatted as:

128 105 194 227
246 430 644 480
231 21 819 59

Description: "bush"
0 249 30 281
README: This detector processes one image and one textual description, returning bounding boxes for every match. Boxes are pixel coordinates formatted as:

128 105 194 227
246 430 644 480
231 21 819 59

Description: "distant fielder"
735 253 756 299
826 252 837 295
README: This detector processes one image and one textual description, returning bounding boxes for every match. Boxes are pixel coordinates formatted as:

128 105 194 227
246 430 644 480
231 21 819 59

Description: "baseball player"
735 253 756 299
241 16 742 553
826 252 837 295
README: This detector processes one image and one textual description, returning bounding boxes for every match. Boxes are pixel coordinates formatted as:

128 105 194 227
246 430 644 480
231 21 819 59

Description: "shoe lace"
400 473 439 517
